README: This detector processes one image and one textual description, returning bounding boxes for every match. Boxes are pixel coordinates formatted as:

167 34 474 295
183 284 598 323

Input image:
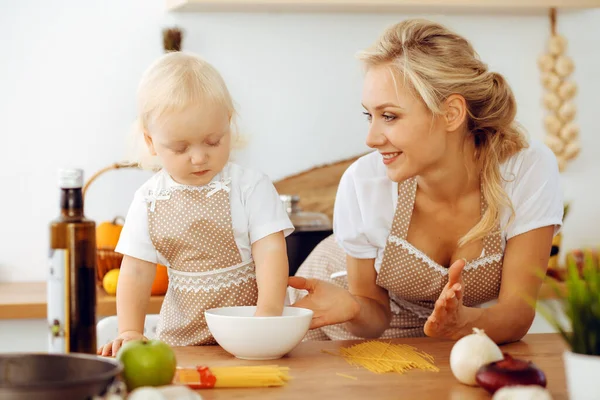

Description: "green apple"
116 339 177 391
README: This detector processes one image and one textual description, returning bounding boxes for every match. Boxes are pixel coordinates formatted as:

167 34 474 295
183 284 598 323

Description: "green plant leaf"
533 254 600 356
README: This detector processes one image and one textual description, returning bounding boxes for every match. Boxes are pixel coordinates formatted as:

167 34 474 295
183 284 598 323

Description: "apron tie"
145 190 172 212
206 178 232 197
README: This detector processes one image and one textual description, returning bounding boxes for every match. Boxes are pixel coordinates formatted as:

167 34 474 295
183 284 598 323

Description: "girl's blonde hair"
126 51 240 170
357 19 527 246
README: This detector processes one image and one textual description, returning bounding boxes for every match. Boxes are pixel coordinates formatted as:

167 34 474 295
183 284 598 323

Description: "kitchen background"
0 0 598 352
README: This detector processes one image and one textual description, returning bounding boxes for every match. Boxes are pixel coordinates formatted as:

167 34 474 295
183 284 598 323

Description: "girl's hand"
254 306 283 317
97 330 147 357
288 276 360 329
424 259 467 340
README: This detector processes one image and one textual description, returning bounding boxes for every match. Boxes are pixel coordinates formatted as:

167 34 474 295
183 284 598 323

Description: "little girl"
98 51 294 356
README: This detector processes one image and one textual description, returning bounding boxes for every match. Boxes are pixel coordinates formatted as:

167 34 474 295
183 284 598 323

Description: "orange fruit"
151 265 169 296
102 268 120 295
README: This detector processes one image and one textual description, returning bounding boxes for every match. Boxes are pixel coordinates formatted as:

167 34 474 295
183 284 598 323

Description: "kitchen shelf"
166 0 600 12
0 282 164 320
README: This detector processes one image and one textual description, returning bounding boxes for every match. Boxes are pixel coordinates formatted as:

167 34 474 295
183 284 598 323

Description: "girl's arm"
99 255 156 356
252 231 289 316
116 255 156 334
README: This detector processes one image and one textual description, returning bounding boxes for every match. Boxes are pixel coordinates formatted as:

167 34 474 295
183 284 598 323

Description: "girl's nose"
190 148 208 165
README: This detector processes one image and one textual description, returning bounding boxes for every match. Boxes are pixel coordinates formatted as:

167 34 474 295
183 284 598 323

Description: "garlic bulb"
158 386 203 400
558 102 576 123
564 142 581 161
558 81 577 100
128 387 167 400
542 92 561 111
559 122 579 141
537 54 555 72
492 385 553 400
127 386 203 400
541 73 561 91
544 115 562 135
544 134 565 154
548 34 567 56
539 27 580 172
450 328 504 386
554 55 575 77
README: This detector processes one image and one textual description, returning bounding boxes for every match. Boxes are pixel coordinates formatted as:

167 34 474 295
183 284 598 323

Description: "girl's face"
361 64 451 183
145 103 232 186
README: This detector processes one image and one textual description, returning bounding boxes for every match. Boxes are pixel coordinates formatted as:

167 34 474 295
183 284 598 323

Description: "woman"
287 19 563 345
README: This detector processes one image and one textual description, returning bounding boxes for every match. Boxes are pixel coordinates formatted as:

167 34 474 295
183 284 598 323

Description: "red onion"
475 353 547 394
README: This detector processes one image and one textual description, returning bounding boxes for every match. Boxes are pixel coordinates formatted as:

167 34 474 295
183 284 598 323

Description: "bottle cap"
58 168 83 189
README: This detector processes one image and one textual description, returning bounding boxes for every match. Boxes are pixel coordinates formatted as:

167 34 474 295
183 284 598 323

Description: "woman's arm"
459 225 555 343
252 231 289 317
288 256 391 337
344 255 392 338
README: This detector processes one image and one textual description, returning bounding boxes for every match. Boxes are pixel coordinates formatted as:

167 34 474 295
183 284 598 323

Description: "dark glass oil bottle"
47 169 97 354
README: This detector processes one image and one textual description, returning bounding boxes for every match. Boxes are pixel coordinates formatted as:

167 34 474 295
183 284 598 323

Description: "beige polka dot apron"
290 177 504 341
146 177 258 346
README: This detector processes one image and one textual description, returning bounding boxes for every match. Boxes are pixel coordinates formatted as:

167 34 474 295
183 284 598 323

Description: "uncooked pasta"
174 365 290 389
325 341 439 375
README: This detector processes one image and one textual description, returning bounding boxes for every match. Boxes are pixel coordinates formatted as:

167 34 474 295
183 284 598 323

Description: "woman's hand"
288 276 360 329
424 259 468 340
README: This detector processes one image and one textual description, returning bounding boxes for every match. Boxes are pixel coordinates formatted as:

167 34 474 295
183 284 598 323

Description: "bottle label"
47 249 69 353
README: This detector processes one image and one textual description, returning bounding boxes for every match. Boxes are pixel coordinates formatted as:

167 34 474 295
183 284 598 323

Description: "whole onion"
476 353 547 394
449 328 504 386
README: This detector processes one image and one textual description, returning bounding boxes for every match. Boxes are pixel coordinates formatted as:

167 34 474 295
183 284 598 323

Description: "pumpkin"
96 217 124 250
151 264 169 296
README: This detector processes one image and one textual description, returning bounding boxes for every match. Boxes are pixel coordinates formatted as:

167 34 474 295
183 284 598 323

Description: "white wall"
0 1 599 282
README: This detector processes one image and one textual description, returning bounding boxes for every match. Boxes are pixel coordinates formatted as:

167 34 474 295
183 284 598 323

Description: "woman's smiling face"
362 64 450 183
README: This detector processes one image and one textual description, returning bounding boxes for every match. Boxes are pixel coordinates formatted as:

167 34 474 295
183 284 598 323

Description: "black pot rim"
0 353 122 390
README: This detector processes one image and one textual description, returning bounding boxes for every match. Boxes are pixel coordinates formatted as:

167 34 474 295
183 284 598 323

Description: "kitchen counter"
0 282 164 319
172 333 568 400
0 278 565 320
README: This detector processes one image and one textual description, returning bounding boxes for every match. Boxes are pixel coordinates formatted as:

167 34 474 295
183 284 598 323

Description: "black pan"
0 352 122 400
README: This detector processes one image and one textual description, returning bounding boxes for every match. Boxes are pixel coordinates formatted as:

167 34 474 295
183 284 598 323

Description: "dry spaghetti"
326 341 439 375
174 365 290 389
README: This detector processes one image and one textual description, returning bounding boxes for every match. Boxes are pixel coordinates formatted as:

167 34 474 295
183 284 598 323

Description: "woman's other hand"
424 258 467 339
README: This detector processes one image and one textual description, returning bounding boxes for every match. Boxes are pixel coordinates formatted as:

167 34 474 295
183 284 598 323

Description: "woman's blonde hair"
357 19 527 246
126 51 240 170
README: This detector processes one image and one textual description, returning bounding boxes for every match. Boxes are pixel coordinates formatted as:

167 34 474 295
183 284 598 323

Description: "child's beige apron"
146 177 258 346
290 177 504 340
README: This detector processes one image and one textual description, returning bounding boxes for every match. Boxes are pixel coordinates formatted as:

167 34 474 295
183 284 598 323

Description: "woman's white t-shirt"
115 162 295 266
333 139 564 272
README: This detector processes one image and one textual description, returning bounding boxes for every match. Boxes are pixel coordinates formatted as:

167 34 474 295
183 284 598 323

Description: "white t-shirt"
115 162 295 266
333 139 564 272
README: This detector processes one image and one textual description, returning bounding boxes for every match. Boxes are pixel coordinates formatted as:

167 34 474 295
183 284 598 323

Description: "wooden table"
172 333 567 400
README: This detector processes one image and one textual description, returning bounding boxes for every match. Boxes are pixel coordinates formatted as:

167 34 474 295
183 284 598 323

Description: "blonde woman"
288 19 563 344
98 51 294 356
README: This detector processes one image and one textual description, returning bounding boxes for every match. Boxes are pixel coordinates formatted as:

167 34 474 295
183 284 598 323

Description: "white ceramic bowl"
204 306 313 360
